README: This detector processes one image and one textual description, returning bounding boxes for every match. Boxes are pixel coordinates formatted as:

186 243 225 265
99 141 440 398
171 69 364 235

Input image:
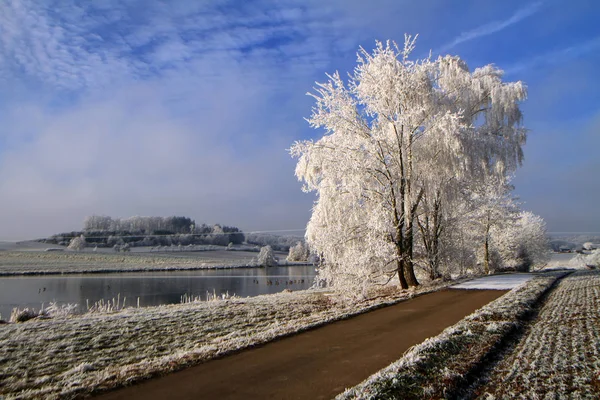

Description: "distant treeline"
549 235 600 252
40 215 245 247
245 233 304 252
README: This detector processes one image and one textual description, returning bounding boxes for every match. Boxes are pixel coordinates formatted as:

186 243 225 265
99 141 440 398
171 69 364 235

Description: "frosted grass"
0 281 451 399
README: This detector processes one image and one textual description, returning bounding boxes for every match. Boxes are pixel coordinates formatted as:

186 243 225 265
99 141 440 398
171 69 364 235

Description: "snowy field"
480 270 600 397
0 281 452 399
338 271 568 399
451 273 536 290
0 241 64 252
0 248 294 276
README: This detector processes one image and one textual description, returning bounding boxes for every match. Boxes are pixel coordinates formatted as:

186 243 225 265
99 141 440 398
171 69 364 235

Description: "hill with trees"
39 215 245 248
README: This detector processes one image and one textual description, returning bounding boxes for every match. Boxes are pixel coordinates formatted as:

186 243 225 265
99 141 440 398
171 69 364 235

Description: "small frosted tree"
257 245 277 267
68 235 86 251
287 241 310 262
506 211 550 271
465 176 520 274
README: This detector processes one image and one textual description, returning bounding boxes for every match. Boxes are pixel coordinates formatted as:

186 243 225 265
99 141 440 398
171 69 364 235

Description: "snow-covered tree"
291 36 527 296
463 176 520 274
508 211 550 271
287 241 310 262
257 245 277 267
68 235 86 251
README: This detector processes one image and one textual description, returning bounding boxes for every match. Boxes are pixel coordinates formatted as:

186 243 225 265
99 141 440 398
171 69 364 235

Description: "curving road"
95 289 505 400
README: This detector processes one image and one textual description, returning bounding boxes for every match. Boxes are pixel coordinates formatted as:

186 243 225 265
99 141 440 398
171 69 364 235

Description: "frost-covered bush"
257 245 277 267
571 249 600 268
10 307 41 323
9 303 78 322
501 211 550 271
68 235 86 251
287 241 310 262
112 243 130 252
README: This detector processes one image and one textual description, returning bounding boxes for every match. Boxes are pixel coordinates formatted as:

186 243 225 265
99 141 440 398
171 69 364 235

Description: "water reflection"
0 266 316 319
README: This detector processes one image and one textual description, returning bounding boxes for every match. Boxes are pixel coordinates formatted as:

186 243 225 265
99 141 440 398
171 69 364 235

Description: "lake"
0 265 316 320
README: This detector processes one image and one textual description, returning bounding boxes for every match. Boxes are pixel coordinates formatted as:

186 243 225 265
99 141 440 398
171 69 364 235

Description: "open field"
0 248 295 276
478 270 600 398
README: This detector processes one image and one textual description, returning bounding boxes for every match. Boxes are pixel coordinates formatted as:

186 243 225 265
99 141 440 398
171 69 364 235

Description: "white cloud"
0 76 313 240
3 0 595 240
438 1 543 53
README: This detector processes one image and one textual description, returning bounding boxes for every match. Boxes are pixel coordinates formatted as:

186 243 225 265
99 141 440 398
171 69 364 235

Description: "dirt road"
95 289 505 400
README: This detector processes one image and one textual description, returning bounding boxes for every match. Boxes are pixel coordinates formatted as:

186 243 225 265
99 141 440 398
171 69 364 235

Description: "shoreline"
0 262 313 277
0 249 313 277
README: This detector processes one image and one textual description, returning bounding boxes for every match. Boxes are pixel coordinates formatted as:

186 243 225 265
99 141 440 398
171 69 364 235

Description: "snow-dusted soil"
0 250 294 276
479 270 600 398
0 281 451 399
337 271 568 399
451 273 536 290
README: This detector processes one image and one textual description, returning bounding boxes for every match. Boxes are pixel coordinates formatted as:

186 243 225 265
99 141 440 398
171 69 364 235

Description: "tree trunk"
484 237 490 274
402 186 422 288
392 196 409 290
394 219 408 290
396 254 408 289
484 216 490 274
403 225 419 287
419 191 443 281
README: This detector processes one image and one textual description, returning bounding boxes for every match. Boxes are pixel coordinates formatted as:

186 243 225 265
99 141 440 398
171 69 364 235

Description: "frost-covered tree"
463 176 520 274
67 235 86 251
257 245 277 267
287 241 310 262
506 211 550 271
291 36 527 295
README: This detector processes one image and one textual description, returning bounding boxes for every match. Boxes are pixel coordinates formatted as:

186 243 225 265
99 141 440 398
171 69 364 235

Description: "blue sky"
0 0 599 240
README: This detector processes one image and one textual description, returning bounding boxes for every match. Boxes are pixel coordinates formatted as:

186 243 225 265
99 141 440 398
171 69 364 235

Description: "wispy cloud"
1 0 598 238
0 0 377 239
0 0 340 91
438 1 543 53
505 36 600 74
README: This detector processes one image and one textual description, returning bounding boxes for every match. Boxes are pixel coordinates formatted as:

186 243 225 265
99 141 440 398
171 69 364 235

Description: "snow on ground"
338 271 568 399
451 273 536 290
0 281 451 399
0 249 299 276
479 270 600 398
0 241 63 252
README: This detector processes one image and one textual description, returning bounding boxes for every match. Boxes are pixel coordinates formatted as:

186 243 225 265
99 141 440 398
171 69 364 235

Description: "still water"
0 266 316 320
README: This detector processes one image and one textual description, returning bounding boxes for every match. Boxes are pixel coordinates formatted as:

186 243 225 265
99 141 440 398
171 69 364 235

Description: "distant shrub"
10 308 40 323
68 235 86 251
257 245 277 267
287 241 310 262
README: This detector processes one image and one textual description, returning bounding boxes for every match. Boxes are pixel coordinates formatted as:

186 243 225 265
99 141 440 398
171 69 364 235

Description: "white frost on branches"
287 241 310 262
257 245 277 267
67 235 86 251
291 35 535 298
